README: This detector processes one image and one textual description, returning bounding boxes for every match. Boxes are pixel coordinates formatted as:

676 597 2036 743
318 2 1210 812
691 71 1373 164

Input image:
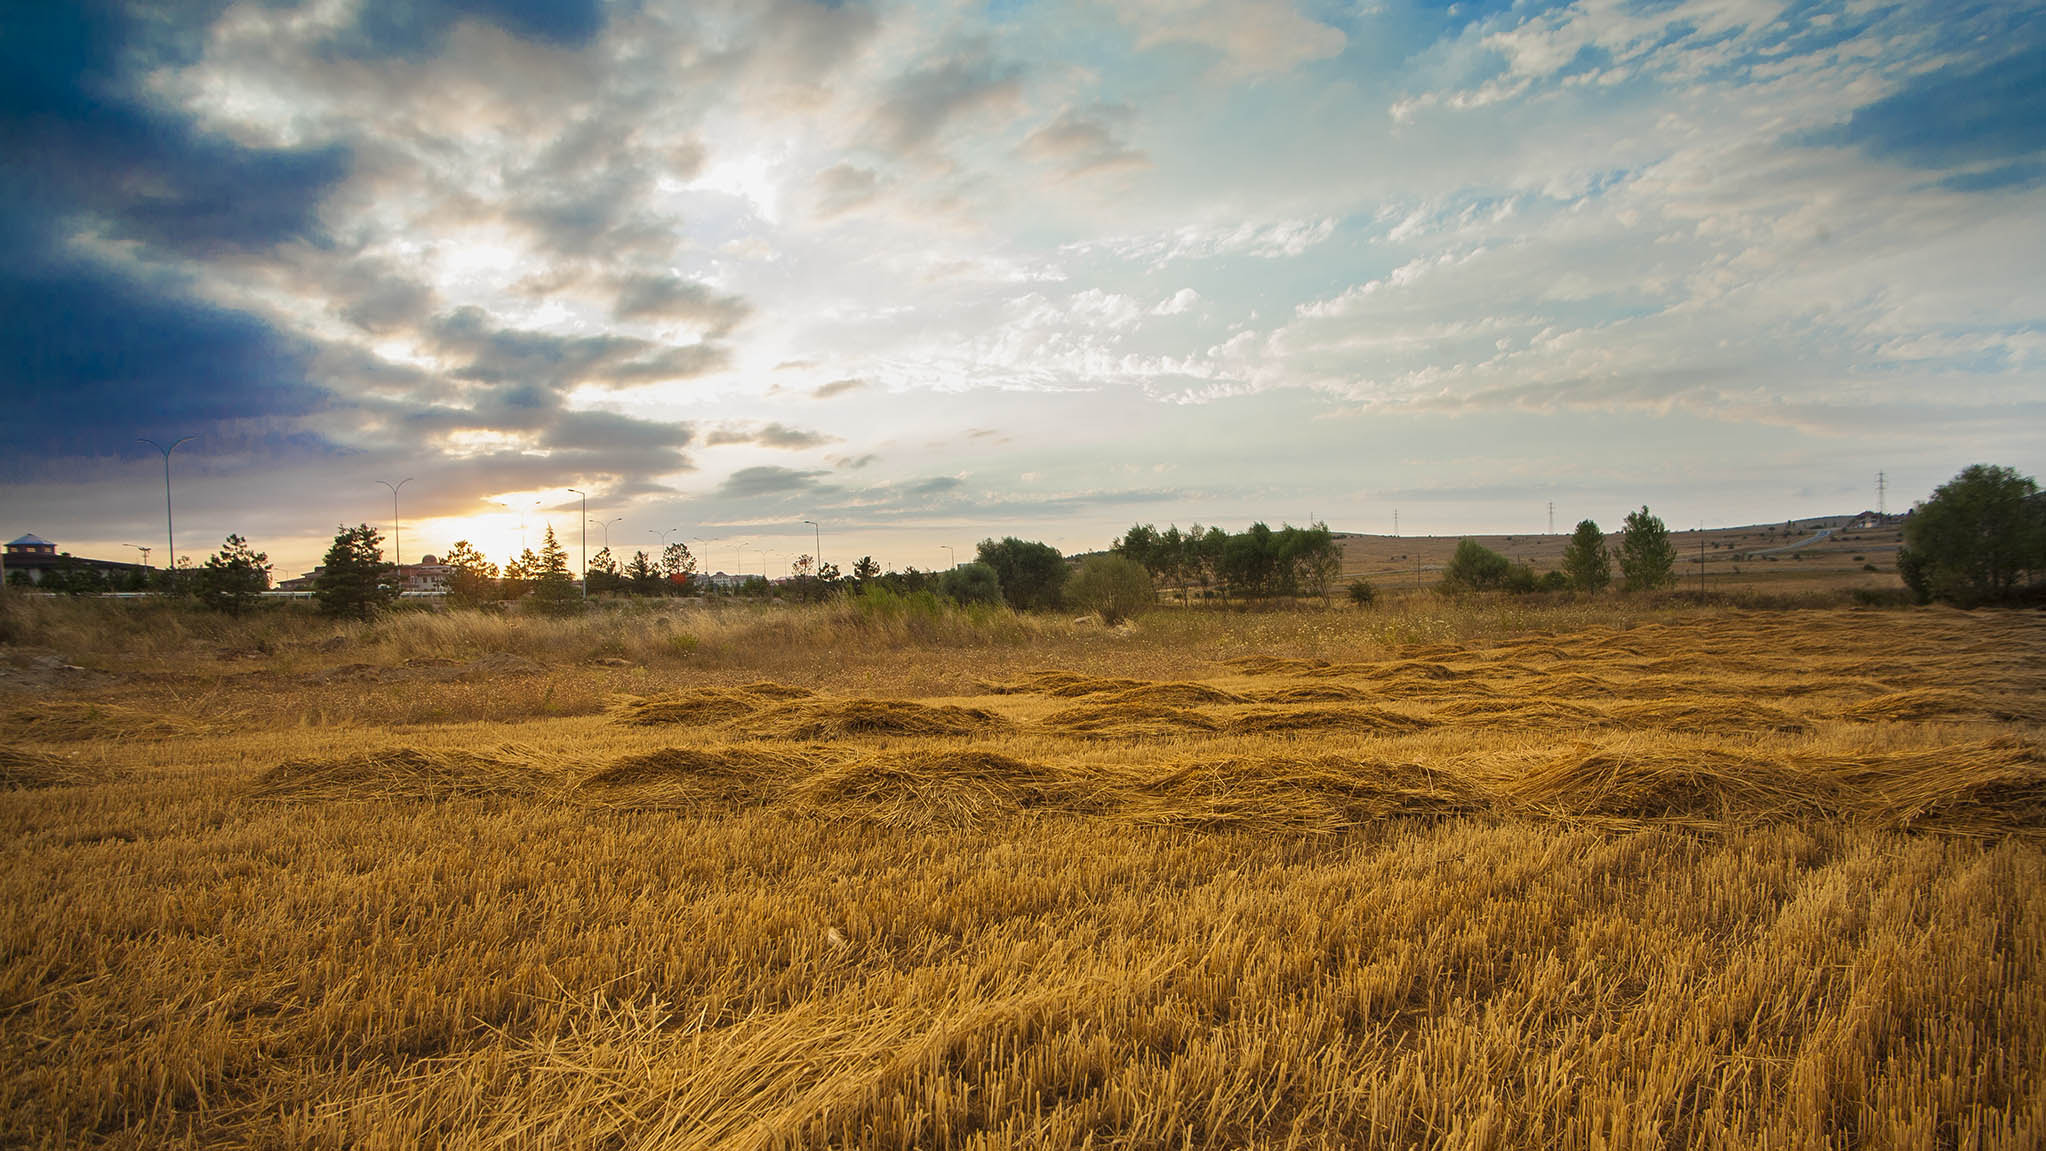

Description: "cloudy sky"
4 0 2042 579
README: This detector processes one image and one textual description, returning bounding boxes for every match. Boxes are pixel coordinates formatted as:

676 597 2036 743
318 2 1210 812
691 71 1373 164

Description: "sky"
3 0 2042 581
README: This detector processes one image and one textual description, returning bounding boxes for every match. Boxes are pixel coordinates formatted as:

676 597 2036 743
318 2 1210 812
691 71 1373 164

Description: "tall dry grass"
1 597 2042 1147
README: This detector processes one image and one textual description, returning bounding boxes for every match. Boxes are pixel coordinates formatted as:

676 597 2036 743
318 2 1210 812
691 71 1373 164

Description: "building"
4 534 152 588
275 555 453 596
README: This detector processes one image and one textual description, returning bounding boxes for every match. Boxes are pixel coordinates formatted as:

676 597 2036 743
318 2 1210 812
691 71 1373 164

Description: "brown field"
2 592 2042 1149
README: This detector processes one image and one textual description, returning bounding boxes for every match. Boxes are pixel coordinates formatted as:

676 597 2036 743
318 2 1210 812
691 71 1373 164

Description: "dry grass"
2 596 2044 1148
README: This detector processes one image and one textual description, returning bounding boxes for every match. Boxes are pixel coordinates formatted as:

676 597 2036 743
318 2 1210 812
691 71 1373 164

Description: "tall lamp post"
139 436 195 586
591 516 622 553
942 544 955 570
803 519 821 576
567 488 587 596
377 477 413 566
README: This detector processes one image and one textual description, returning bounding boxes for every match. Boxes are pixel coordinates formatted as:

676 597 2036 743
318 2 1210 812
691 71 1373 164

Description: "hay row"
244 738 2046 838
0 747 124 790
1 701 205 742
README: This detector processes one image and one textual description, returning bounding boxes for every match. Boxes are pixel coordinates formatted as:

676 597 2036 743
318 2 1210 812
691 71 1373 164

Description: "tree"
443 539 499 607
1068 554 1154 624
939 561 1003 606
1112 524 1161 573
976 537 1069 611
530 526 581 613
1562 519 1612 595
1288 522 1343 605
624 550 662 595
660 542 697 588
852 555 881 584
585 546 621 595
1619 506 1676 592
1441 539 1512 592
1898 464 2046 605
315 524 397 618
196 534 270 614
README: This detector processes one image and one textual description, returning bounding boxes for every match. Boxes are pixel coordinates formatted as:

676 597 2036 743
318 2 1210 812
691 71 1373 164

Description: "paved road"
1743 527 1834 558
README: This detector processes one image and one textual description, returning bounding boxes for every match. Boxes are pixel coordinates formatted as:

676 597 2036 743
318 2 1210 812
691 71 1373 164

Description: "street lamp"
567 488 586 596
500 499 539 553
590 516 623 552
138 436 195 584
125 544 151 583
377 477 413 566
803 519 821 575
942 544 955 570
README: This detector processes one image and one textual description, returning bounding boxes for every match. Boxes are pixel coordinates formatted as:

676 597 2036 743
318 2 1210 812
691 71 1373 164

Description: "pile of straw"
738 699 1008 740
249 746 556 801
610 684 815 726
2 701 198 742
0 747 120 790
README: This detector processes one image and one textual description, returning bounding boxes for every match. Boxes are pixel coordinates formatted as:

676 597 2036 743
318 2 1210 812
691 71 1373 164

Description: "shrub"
1347 577 1377 607
1440 539 1512 592
1068 555 1154 624
939 562 1003 606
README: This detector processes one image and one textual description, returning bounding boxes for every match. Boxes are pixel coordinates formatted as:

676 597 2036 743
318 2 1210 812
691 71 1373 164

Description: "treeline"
1447 507 1678 595
1110 522 1343 604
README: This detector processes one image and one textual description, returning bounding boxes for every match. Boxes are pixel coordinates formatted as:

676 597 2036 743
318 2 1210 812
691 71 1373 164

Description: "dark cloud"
612 274 752 335
1827 45 2046 187
432 307 728 390
813 377 868 398
703 422 839 449
338 0 607 59
868 51 1024 154
834 453 879 470
718 465 832 499
1021 105 1148 178
0 4 347 473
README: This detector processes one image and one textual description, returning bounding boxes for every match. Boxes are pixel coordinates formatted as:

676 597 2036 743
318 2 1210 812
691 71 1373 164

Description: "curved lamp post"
377 477 413 566
139 436 195 584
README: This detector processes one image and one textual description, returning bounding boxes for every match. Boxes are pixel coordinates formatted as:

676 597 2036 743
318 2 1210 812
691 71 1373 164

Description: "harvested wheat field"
2 596 2044 1148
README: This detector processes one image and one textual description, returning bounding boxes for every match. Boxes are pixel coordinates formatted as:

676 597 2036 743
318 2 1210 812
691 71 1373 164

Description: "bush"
1068 555 1154 624
1346 577 1377 607
939 562 1003 606
1440 539 1512 592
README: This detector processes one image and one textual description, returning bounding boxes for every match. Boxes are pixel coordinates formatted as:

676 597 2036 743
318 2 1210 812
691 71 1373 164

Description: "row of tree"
1110 522 1345 604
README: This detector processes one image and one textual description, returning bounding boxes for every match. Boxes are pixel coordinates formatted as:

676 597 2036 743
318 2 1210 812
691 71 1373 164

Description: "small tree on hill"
1069 554 1154 624
1898 464 2046 605
624 550 661 595
315 524 397 618
196 534 271 615
586 546 621 595
1562 519 1612 595
1619 506 1676 591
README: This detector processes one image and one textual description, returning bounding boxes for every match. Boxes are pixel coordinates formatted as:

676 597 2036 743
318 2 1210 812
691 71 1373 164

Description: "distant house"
4 534 151 587
276 555 453 596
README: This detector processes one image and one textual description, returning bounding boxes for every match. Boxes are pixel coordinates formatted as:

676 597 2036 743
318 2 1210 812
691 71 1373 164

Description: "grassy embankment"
2 592 2042 1148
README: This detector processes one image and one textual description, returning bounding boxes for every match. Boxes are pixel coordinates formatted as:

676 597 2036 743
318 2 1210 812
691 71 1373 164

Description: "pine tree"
315 524 397 618
1562 520 1612 594
197 534 271 614
443 540 499 606
531 526 581 614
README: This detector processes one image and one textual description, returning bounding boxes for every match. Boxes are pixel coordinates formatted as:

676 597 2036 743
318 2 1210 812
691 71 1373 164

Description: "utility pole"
1548 502 1554 535
377 477 413 566
1393 509 1399 538
1698 522 1707 600
567 489 587 596
1877 471 1886 517
139 436 195 586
